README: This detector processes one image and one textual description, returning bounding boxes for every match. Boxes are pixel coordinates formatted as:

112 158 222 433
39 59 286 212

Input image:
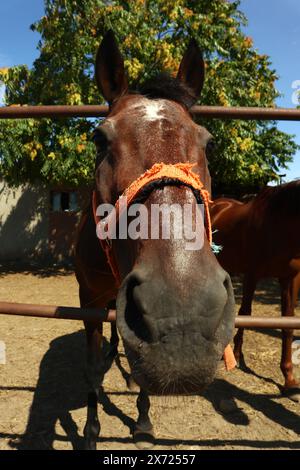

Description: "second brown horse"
211 182 300 401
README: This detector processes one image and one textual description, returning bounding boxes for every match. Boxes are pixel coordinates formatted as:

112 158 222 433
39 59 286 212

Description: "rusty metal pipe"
234 316 300 329
0 301 115 322
0 105 109 119
191 106 300 121
0 301 300 329
0 105 300 121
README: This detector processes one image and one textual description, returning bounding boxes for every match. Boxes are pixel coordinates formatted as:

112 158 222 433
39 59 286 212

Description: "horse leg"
105 300 119 360
133 389 155 449
83 320 104 450
234 274 257 366
279 277 300 402
107 322 119 360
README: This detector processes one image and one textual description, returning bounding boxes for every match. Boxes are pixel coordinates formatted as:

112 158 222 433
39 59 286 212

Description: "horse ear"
95 30 128 104
177 39 205 101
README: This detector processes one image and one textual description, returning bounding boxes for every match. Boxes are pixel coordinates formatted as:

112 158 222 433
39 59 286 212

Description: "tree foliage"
0 0 298 192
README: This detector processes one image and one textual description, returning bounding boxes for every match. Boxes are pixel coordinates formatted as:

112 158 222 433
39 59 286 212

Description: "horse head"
92 31 235 394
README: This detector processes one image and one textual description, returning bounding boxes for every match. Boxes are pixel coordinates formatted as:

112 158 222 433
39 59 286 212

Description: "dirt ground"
0 264 299 450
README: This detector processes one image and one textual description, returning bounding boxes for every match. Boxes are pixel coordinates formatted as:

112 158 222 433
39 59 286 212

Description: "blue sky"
240 0 300 180
0 0 299 180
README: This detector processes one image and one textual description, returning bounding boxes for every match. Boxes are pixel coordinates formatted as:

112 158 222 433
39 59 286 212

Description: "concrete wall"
0 181 49 261
0 181 91 263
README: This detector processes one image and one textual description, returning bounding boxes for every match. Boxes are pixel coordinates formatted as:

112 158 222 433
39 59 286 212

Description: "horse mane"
137 73 197 110
253 179 300 214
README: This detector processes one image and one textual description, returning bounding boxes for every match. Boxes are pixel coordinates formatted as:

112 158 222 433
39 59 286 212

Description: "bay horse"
75 30 235 450
210 183 300 402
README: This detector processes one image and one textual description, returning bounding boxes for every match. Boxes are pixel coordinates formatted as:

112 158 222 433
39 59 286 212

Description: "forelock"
138 73 197 109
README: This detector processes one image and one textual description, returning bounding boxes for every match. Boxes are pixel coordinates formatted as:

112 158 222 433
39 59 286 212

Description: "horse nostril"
124 275 158 344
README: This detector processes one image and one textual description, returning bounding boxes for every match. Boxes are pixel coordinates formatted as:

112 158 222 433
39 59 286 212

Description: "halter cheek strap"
92 190 122 286
92 162 236 371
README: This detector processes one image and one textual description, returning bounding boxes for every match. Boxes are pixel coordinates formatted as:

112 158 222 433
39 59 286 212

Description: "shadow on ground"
231 276 282 305
1 329 299 450
0 261 74 278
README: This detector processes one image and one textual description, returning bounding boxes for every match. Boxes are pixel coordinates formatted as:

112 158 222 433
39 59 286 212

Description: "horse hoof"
134 429 155 449
84 440 97 450
282 387 300 403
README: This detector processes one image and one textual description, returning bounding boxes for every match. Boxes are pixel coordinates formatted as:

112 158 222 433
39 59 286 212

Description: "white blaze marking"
128 98 166 122
141 100 165 121
106 98 169 129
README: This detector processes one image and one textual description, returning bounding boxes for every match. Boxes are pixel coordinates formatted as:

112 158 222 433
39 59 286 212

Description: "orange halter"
92 162 212 285
92 162 236 371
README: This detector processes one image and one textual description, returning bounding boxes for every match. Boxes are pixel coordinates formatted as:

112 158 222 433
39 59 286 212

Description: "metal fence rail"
0 301 114 322
0 105 300 120
0 102 299 328
0 301 299 329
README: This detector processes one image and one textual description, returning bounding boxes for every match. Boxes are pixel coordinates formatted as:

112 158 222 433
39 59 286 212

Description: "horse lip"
128 360 213 396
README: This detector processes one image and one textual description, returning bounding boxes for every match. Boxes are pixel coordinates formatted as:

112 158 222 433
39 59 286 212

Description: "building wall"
0 181 90 263
0 181 49 261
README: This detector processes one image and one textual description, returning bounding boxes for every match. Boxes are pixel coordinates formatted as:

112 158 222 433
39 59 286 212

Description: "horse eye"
92 128 108 148
206 139 215 157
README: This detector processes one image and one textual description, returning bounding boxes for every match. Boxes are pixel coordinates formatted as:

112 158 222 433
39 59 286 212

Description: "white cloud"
0 84 5 104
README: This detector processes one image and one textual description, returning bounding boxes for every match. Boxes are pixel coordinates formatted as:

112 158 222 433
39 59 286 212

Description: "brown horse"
210 183 300 402
75 31 235 450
